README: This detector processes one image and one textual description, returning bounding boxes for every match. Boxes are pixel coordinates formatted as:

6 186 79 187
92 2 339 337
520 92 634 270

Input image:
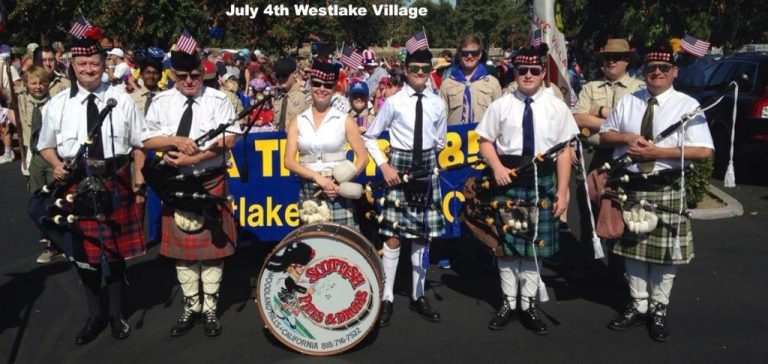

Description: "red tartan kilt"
68 166 146 264
160 175 237 261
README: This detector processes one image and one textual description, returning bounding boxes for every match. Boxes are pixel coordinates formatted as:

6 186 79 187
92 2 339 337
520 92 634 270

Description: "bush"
685 157 714 207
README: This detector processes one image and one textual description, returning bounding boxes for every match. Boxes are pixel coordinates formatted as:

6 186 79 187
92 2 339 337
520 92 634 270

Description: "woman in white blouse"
284 61 368 226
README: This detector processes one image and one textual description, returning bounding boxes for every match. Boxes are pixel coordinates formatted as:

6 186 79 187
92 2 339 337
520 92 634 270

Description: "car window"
729 62 757 92
706 61 739 88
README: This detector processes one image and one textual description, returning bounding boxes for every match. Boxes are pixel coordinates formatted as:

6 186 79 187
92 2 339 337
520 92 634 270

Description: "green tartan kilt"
492 172 558 258
612 186 693 265
299 179 358 229
379 149 445 239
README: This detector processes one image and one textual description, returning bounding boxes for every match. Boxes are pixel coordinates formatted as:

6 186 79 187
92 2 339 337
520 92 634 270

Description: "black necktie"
176 97 194 137
413 92 424 168
638 97 658 173
30 101 44 154
144 91 155 115
522 97 535 156
86 94 104 158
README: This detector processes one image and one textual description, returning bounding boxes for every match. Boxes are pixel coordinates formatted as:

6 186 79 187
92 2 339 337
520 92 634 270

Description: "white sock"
382 244 400 302
411 243 427 301
649 263 677 307
201 261 223 313
519 259 539 310
625 259 650 313
497 258 520 309
176 262 201 312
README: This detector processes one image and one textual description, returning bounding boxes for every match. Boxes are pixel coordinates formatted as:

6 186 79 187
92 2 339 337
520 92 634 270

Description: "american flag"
340 47 363 69
175 29 197 54
529 29 543 48
681 34 710 57
405 31 429 54
68 16 92 39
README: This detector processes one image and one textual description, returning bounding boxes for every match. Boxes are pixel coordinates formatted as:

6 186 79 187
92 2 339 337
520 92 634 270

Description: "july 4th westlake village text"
226 4 429 19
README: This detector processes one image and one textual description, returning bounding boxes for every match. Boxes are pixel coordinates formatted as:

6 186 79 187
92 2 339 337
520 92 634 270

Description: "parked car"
676 51 768 185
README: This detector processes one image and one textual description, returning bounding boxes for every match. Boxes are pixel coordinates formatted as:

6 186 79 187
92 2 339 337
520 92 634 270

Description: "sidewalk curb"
689 184 743 220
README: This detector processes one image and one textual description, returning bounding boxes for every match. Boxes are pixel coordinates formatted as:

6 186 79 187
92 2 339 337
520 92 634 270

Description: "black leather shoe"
648 303 670 342
75 317 107 345
170 310 200 337
110 314 131 339
203 310 222 337
519 307 548 335
379 300 394 328
488 299 514 330
409 296 440 322
608 304 647 331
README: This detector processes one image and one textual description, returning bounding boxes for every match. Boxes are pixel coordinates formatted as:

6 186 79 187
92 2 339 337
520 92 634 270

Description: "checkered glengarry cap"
644 42 675 65
513 47 543 67
309 60 339 82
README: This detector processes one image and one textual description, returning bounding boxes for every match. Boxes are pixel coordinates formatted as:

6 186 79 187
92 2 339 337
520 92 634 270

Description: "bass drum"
254 222 383 356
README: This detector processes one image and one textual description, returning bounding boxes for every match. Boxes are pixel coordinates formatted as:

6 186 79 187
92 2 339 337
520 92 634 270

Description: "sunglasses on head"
311 80 336 89
460 50 482 58
516 66 543 76
408 65 432 74
644 64 673 74
604 53 629 62
175 72 202 81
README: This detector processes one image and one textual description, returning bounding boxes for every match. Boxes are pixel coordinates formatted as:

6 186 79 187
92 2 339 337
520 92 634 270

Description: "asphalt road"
1 158 767 363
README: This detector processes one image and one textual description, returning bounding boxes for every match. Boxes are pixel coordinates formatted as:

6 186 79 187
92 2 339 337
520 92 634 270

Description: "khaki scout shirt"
440 73 501 125
222 88 244 117
130 86 160 116
48 75 70 97
274 82 311 130
16 92 48 148
572 73 645 116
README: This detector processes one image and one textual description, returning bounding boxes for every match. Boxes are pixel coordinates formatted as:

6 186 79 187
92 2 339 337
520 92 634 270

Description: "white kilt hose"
613 184 693 265
379 149 445 239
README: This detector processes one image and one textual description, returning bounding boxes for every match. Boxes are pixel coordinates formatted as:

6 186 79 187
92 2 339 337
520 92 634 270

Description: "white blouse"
296 106 349 172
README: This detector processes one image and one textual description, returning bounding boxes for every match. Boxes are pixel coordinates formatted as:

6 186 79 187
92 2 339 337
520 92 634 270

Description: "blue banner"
148 124 484 243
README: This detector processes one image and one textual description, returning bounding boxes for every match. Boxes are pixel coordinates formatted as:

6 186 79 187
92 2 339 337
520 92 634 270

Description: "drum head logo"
256 236 381 355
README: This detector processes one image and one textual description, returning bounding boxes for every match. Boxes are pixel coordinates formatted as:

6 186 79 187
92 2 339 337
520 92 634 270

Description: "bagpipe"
142 93 284 232
27 98 120 234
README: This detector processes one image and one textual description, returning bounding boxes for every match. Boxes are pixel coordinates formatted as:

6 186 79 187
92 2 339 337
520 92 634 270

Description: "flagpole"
422 26 429 50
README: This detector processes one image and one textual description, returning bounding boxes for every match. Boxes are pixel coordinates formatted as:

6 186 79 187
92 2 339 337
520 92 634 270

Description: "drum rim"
253 222 383 356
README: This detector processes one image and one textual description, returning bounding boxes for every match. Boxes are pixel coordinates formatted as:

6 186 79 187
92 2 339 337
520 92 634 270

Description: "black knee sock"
106 261 126 316
76 267 103 319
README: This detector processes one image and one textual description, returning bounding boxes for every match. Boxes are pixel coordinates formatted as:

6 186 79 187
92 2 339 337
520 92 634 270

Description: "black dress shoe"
648 303 670 342
409 296 440 322
110 314 131 339
608 304 647 331
75 317 107 345
170 310 200 337
203 310 222 337
488 299 514 331
519 307 548 335
379 300 394 328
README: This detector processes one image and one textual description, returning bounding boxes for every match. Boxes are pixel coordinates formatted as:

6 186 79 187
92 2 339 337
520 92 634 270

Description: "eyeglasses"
175 72 202 81
311 80 336 89
604 53 629 62
516 66 543 76
408 65 432 74
644 64 673 74
460 50 482 58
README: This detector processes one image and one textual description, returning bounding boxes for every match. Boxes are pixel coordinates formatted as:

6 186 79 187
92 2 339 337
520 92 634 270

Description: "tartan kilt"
492 172 558 258
379 149 445 239
613 186 693 265
160 174 237 260
65 165 146 265
299 179 358 228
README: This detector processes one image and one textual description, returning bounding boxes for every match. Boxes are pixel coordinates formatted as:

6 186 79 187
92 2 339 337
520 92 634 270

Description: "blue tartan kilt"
379 149 445 239
299 179 358 229
491 171 558 258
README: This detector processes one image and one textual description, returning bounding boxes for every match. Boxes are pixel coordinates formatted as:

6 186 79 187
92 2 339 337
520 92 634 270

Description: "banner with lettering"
147 124 483 243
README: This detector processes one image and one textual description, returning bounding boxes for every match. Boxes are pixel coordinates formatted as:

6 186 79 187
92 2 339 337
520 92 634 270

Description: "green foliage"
685 157 714 207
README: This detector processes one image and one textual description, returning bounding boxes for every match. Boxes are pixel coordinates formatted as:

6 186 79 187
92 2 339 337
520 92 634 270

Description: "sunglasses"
644 64 673 74
311 80 336 89
175 72 202 81
408 65 432 74
604 53 629 62
516 66 543 76
460 50 482 58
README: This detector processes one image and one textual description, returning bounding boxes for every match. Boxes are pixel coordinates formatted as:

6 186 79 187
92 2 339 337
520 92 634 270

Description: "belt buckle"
87 160 107 176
